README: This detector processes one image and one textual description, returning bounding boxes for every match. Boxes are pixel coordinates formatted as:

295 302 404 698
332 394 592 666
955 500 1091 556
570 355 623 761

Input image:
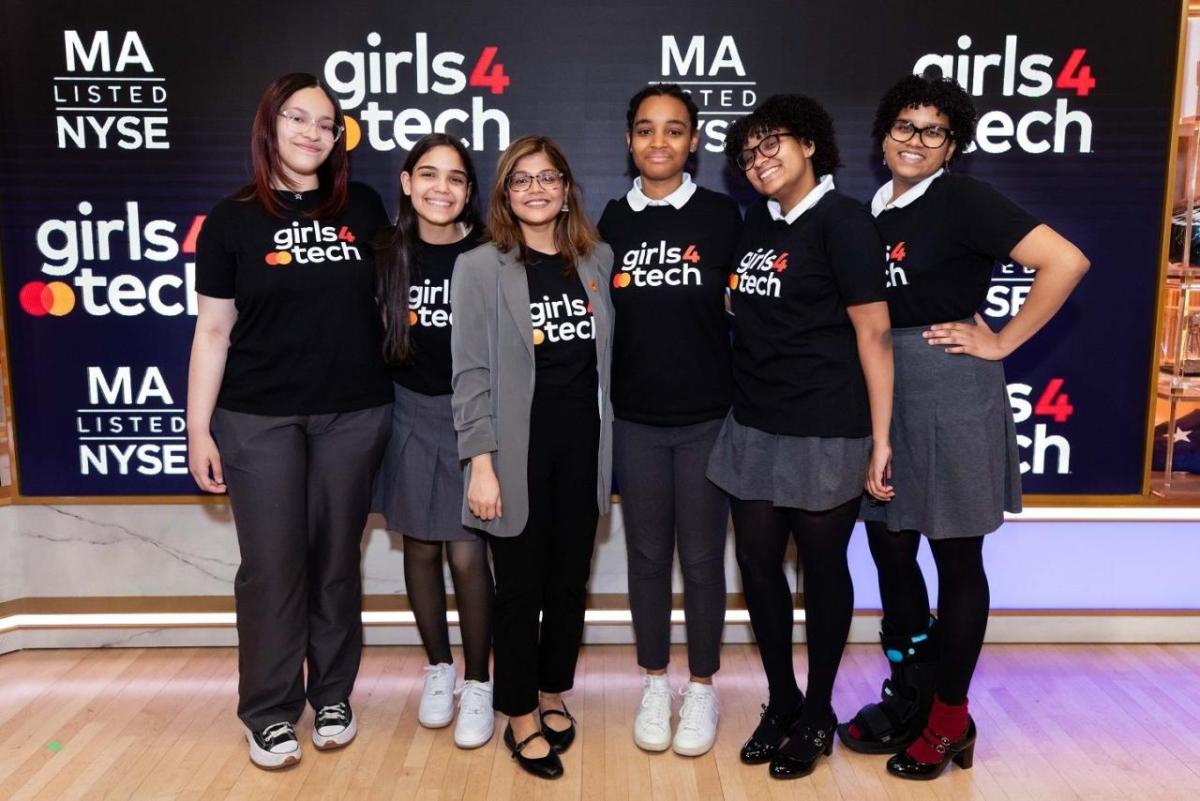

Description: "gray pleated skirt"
372 383 479 543
706 411 872 512
859 322 1021 539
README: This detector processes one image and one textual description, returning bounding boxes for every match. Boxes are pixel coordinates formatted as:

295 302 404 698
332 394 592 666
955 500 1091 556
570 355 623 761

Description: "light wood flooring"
1 643 1199 800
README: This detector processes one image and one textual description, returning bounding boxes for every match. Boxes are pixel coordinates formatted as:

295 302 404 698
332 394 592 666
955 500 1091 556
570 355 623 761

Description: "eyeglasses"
888 120 952 148
734 132 796 171
506 170 564 192
278 110 344 142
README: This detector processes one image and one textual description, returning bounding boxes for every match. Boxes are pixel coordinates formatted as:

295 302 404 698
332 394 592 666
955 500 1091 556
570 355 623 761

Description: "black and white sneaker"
312 701 357 750
245 721 301 769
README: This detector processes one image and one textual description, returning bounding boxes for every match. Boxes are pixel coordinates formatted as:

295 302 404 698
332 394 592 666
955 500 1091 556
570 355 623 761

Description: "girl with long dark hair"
188 72 392 769
597 84 741 756
451 135 614 780
373 133 495 749
840 74 1088 780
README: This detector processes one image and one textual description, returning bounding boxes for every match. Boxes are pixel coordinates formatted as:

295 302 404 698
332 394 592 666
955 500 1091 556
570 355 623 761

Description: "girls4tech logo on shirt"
729 247 786 298
612 240 703 289
530 293 593 346
408 278 452 327
264 221 362 266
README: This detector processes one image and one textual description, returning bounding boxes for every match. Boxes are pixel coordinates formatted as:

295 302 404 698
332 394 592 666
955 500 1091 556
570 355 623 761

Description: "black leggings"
731 496 859 726
864 521 989 705
402 535 494 683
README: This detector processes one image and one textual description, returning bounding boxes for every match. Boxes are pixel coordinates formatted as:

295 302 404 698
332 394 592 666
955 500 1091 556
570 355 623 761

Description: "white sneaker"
633 674 673 752
672 682 719 756
453 679 495 748
245 721 301 769
312 701 357 750
418 663 456 728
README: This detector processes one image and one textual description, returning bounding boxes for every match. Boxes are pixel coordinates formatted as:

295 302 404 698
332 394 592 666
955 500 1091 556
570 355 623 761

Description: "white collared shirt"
870 169 945 217
626 172 697 211
767 174 835 224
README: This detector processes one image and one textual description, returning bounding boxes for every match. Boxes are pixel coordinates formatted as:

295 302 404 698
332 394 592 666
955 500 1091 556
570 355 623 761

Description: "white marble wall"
0 506 17 604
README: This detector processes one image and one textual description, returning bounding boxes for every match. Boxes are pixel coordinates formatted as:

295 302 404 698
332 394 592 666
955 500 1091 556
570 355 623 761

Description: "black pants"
213 405 391 731
489 396 600 717
614 417 728 678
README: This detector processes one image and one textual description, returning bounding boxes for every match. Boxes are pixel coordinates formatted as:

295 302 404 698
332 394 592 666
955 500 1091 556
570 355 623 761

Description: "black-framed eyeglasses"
734 132 796 171
278 110 344 142
888 120 952 148
506 170 564 192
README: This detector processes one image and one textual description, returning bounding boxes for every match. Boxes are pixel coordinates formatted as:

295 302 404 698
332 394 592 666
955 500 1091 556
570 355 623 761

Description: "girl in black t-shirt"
839 75 1089 781
597 84 741 757
705 95 895 780
188 73 392 770
372 134 494 749
450 135 615 780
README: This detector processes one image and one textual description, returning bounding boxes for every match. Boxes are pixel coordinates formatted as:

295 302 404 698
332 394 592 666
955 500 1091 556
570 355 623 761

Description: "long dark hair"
236 72 349 219
377 133 481 365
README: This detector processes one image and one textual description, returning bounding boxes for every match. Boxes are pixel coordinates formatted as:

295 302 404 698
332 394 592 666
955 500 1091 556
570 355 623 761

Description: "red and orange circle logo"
19 281 75 317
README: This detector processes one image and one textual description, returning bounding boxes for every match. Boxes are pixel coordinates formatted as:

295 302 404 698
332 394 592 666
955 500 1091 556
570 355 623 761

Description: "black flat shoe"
886 717 976 780
768 718 836 780
740 700 803 765
503 724 563 779
540 702 576 753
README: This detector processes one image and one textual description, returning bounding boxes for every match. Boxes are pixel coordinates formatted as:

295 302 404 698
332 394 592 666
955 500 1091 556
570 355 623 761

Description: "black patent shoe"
539 702 577 753
886 717 976 781
503 724 563 780
740 701 803 765
768 717 836 780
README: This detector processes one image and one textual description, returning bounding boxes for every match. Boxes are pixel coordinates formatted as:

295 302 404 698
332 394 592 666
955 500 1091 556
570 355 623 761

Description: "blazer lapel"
498 247 535 362
577 253 609 367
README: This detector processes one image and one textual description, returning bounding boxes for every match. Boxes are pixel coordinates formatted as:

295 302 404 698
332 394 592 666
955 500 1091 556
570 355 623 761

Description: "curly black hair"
626 83 699 131
871 74 978 153
723 94 841 176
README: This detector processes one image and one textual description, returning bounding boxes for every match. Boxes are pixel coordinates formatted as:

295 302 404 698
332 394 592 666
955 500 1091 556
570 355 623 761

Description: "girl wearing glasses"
596 84 741 757
372 133 495 749
450 135 613 780
189 73 392 769
839 75 1088 780
705 94 894 779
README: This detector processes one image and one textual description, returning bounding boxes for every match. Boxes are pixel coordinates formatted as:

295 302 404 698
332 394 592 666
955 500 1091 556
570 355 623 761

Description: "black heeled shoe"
886 717 976 780
540 702 576 753
503 724 563 780
740 700 803 765
768 717 836 779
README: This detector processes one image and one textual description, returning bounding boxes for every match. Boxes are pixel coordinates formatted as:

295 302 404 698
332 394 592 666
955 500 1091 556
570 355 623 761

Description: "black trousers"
489 396 600 717
212 405 391 731
613 417 728 678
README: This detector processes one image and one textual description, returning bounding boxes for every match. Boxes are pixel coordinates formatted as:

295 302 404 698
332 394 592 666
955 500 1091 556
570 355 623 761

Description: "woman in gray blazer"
450 134 614 780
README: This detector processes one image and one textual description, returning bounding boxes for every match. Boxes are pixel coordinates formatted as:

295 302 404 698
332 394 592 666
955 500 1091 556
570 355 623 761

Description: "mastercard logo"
408 310 419 326
19 281 75 317
612 273 631 289
728 274 739 290
264 250 293 266
532 328 545 345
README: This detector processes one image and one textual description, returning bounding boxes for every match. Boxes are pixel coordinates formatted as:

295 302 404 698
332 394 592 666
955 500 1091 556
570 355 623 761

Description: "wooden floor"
1 643 1199 800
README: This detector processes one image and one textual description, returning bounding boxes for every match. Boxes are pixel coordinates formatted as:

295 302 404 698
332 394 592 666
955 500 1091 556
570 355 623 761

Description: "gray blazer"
450 242 615 538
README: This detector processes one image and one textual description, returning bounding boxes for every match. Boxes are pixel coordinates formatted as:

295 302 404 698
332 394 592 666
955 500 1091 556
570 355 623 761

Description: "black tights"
731 497 859 727
864 521 989 705
403 535 494 682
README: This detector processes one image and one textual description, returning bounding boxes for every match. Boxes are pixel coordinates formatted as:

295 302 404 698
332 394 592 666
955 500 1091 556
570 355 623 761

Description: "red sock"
904 696 968 764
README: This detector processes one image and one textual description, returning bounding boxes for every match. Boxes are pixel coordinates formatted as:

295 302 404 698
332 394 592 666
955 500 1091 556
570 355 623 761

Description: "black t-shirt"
392 228 483 396
876 173 1040 328
525 252 598 400
598 187 742 425
195 182 392 415
730 190 886 437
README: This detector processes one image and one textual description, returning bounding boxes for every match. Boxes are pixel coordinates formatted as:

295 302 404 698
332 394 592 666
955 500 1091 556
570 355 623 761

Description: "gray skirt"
859 322 1021 539
706 411 871 512
372 383 479 543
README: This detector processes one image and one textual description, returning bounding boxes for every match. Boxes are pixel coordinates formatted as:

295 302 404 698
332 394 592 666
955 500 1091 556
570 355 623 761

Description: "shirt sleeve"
826 201 887 307
954 177 1041 261
194 200 237 299
596 199 618 245
720 194 744 272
